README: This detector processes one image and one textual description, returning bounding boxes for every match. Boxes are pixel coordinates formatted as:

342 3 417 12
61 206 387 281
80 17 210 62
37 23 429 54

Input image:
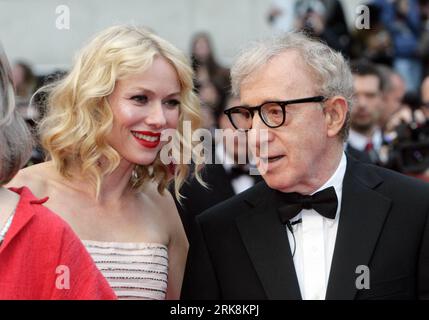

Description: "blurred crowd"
11 0 429 183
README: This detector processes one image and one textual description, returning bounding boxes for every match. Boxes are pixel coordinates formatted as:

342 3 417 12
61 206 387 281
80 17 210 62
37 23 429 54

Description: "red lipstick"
131 130 161 149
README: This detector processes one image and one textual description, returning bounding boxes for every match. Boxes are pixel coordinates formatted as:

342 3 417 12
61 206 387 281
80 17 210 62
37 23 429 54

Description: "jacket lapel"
0 187 39 254
235 183 302 300
234 157 392 300
326 157 392 300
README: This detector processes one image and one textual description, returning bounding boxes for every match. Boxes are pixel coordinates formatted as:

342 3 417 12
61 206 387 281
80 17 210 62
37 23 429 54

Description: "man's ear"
323 96 348 138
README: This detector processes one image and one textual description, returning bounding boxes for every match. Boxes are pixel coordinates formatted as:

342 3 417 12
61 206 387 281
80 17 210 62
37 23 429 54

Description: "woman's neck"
57 158 137 206
97 159 136 204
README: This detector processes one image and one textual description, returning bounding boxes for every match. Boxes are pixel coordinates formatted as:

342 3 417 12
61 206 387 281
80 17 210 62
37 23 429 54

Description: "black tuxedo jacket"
346 144 372 164
176 164 262 244
181 157 429 300
176 164 236 239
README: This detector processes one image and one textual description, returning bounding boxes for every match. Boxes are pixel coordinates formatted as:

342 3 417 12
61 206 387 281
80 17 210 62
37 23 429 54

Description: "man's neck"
283 144 344 195
305 150 344 195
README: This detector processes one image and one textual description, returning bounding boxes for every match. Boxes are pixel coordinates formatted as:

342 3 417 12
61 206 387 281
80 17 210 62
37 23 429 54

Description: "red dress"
0 187 116 300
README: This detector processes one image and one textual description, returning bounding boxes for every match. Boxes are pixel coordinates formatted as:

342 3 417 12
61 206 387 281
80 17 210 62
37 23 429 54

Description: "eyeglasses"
224 95 327 131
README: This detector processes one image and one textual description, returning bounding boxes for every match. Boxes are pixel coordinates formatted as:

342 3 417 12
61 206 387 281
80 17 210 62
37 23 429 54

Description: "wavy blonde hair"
38 25 203 199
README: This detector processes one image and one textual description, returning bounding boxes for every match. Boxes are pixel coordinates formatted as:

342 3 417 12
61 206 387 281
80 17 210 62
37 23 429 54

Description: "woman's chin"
128 155 159 167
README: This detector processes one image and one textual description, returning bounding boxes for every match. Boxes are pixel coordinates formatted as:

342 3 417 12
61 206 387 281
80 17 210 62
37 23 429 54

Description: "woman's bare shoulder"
6 161 56 197
152 183 187 243
143 181 177 210
139 181 181 228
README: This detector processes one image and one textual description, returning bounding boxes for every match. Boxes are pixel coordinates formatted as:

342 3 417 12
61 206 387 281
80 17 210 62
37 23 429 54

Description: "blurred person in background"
384 92 427 133
12 61 37 108
383 91 429 181
176 93 261 241
190 32 229 91
419 0 429 77
268 0 298 33
196 77 224 134
350 3 393 65
347 61 385 164
0 45 116 300
295 0 351 56
373 0 422 92
11 61 44 165
190 32 229 134
421 75 429 118
376 65 406 130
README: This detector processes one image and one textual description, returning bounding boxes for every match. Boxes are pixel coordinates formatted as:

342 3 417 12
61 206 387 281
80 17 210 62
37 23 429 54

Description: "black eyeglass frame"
224 95 327 131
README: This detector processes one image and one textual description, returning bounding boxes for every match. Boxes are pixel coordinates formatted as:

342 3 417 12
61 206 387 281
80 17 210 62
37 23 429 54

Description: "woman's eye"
130 95 148 104
164 99 181 108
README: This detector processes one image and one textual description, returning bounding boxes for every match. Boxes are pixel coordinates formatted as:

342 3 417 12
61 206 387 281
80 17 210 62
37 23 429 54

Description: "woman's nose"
146 101 167 129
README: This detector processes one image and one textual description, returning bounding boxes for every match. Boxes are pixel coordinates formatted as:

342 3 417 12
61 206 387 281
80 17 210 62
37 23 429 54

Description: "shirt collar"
348 128 383 151
372 129 383 150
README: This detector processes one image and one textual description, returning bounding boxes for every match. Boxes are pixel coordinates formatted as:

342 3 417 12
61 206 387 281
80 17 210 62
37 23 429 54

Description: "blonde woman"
0 45 116 299
8 25 202 300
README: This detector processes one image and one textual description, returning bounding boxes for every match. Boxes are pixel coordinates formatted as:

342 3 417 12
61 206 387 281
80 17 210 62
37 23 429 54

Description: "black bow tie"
277 186 338 224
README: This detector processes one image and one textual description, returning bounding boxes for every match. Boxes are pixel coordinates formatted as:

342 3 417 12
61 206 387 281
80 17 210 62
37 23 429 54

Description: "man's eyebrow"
238 98 283 107
234 103 251 107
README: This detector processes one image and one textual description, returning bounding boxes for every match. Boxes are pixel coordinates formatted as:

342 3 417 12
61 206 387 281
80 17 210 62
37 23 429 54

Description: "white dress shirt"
286 152 347 300
347 128 383 152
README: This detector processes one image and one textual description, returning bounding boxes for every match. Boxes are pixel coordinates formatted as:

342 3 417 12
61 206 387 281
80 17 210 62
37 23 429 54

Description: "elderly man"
181 32 429 300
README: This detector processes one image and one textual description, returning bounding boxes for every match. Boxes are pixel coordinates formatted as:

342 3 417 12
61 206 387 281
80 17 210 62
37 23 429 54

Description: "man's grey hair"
230 32 354 141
